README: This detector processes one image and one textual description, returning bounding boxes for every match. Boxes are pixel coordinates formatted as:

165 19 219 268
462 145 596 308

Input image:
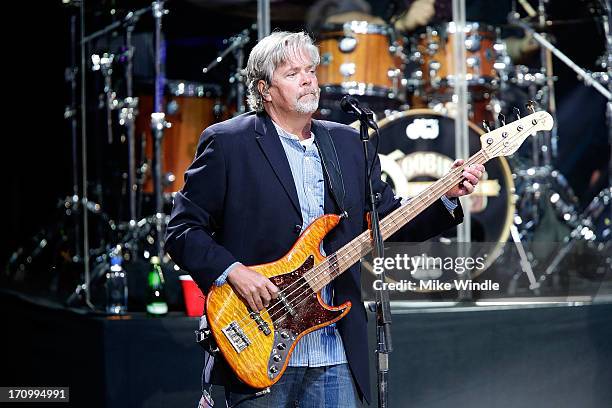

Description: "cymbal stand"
511 16 611 109
121 12 139 225
91 52 115 144
65 4 82 266
596 0 611 190
151 1 170 259
511 12 611 197
537 0 557 164
507 10 611 286
202 27 252 114
64 4 154 308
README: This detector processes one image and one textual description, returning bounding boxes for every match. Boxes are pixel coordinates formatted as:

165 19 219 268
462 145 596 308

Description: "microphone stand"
358 108 393 408
510 18 611 101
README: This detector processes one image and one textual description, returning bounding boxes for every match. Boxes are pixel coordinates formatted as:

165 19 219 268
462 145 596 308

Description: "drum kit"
313 4 610 291
5 0 610 304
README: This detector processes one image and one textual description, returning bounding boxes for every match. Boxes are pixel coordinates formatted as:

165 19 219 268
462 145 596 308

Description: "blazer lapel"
312 120 346 215
254 113 302 217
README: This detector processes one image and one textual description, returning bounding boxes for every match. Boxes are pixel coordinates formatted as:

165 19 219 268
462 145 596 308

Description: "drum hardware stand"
509 13 611 237
508 5 605 252
66 5 82 267
202 26 253 115
96 3 171 271
65 3 161 308
91 52 115 144
542 188 611 281
537 1 612 286
257 0 270 40
89 16 141 224
78 0 94 308
510 15 612 119
537 0 557 164
121 11 139 226
150 1 169 260
38 0 97 308
96 2 169 262
492 106 541 294
82 4 157 223
509 224 540 293
595 0 612 190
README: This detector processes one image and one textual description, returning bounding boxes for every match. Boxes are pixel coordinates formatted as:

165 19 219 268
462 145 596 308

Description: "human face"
264 51 320 116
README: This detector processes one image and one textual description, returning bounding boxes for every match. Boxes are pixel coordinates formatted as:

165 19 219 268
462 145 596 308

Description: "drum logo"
380 150 500 213
405 119 439 140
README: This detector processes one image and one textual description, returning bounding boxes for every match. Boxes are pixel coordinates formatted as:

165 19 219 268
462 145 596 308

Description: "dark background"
5 0 609 268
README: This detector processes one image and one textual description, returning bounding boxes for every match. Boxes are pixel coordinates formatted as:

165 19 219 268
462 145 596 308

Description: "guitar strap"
313 120 348 217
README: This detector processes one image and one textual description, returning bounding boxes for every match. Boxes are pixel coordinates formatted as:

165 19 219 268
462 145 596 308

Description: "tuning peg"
482 120 492 132
498 113 506 126
513 107 521 120
526 100 536 114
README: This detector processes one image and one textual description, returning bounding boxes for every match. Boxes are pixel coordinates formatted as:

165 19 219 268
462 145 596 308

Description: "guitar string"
229 121 541 339
230 154 476 332
267 121 541 328
230 150 486 341
267 118 543 324
234 150 487 338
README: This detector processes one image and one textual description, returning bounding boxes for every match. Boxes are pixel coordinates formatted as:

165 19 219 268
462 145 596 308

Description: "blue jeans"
225 364 360 408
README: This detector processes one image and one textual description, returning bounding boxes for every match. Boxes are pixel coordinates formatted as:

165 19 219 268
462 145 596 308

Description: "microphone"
340 95 378 129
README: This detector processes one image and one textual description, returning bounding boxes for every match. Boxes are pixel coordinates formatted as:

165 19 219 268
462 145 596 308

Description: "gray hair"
245 31 320 112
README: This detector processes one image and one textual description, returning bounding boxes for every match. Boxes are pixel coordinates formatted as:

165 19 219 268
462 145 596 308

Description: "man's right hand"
227 265 279 312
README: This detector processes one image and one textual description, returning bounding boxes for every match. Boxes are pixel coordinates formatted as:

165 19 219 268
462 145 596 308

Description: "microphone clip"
340 95 379 130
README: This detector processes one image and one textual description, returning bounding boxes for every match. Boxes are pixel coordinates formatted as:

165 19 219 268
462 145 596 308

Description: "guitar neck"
306 149 490 291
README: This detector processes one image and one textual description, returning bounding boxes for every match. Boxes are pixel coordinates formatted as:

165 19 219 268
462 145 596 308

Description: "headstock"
480 110 554 158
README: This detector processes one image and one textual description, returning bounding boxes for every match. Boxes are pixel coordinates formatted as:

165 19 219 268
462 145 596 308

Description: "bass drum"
363 109 515 274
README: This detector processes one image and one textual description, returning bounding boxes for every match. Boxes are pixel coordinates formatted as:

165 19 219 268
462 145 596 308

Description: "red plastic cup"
179 275 205 317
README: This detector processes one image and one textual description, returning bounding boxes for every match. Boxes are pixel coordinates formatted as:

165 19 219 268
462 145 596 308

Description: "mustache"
298 88 320 98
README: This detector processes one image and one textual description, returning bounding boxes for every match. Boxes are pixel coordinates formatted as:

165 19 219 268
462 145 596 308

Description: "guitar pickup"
277 293 296 317
222 321 251 353
250 312 272 336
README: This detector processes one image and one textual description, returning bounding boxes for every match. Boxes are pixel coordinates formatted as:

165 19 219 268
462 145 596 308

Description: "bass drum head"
361 109 515 275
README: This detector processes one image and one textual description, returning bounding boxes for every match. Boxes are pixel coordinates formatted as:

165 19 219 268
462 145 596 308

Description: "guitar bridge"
222 321 251 353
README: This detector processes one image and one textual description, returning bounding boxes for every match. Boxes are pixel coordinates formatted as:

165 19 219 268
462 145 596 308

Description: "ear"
258 80 271 102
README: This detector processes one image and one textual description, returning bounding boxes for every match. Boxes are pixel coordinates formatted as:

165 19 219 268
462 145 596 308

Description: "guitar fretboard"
304 149 489 292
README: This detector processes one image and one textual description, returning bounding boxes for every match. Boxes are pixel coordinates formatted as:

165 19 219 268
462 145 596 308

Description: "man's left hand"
445 159 484 198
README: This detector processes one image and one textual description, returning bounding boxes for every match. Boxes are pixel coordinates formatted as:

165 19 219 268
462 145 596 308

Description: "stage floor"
2 290 611 408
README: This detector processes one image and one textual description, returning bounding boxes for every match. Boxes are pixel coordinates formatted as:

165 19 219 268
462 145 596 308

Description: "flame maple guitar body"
205 214 352 389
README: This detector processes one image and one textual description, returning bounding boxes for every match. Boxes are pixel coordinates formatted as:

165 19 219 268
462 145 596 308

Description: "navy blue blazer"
165 111 463 402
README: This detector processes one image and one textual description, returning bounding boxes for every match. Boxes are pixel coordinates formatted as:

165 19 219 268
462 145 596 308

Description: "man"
165 31 484 407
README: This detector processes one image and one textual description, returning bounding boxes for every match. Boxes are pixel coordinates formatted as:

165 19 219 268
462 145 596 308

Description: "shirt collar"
272 120 315 147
